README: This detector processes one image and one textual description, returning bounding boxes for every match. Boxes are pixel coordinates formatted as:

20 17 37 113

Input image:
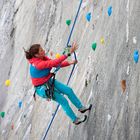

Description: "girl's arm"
34 55 68 70
60 60 78 67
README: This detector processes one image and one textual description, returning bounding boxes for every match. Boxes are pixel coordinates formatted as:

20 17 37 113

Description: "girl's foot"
73 115 87 125
78 104 92 113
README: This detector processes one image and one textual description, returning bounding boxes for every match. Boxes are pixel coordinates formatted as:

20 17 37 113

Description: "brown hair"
24 44 41 59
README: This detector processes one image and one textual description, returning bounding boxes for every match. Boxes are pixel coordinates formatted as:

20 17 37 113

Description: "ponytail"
23 44 41 60
23 48 33 59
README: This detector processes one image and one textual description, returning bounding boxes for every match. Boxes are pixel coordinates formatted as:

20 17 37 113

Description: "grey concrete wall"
0 0 140 140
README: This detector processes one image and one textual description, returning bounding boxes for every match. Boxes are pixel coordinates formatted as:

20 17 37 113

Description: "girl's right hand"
70 42 78 54
69 60 78 65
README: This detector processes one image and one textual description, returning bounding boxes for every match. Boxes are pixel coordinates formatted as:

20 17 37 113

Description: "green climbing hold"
0 112 5 118
66 19 71 26
92 42 97 51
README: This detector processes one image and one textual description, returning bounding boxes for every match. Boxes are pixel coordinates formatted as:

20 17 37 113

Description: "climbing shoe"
73 115 87 125
78 104 92 113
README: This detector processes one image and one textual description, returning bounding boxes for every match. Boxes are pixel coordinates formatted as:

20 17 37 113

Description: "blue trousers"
35 79 83 122
52 79 83 122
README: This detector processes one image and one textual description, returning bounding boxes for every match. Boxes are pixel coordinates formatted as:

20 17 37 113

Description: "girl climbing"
24 43 92 125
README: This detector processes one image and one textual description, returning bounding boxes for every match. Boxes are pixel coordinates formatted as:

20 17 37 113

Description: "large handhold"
86 12 91 22
108 6 112 16
133 50 139 63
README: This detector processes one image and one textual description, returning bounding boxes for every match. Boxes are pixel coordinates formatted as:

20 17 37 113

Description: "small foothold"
96 74 98 81
108 114 111 121
18 101 22 108
92 42 97 51
85 79 88 87
66 19 71 26
133 36 137 44
100 37 105 44
86 12 91 22
121 80 126 93
11 123 14 130
0 112 5 118
5 80 11 86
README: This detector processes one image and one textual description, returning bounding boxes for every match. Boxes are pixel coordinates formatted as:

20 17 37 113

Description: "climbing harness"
33 73 56 101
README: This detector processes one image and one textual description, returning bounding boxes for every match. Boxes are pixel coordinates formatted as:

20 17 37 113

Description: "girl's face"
35 47 45 58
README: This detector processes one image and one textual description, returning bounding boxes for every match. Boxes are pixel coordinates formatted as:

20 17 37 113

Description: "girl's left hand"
69 60 78 65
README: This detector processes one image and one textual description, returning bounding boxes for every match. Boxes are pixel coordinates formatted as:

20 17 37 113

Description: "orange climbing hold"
121 80 126 93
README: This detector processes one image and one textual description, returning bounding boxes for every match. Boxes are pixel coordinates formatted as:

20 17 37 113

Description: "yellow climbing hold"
5 80 11 86
55 53 61 59
100 37 105 44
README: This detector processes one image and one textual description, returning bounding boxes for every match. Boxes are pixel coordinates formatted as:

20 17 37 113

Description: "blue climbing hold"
133 50 139 63
86 12 91 22
18 101 22 108
108 6 112 16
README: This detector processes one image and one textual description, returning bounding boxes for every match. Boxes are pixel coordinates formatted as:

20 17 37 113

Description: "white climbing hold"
2 130 6 135
127 64 130 75
81 1 89 9
107 114 111 121
97 15 100 19
133 36 137 44
126 22 129 43
126 92 129 101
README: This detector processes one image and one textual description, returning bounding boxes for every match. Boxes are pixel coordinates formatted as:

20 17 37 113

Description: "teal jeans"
35 79 83 122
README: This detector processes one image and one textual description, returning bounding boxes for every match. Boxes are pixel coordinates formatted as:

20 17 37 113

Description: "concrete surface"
0 0 140 140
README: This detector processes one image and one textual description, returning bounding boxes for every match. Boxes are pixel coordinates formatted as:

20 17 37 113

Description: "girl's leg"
52 90 77 122
50 79 84 110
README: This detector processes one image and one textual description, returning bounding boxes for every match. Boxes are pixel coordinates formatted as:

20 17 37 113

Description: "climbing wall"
0 0 140 140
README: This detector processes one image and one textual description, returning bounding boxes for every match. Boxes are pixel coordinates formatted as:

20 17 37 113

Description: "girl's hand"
69 60 78 65
70 42 78 54
50 51 53 56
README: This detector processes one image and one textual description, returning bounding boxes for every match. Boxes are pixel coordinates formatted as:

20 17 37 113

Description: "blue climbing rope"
42 1 83 140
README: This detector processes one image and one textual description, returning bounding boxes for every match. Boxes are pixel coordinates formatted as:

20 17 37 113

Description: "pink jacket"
29 55 70 86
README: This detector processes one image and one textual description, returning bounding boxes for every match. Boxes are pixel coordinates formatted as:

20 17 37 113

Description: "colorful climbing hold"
0 112 5 118
107 114 111 121
66 19 71 26
18 101 22 108
133 36 137 44
11 123 14 130
92 42 97 51
108 6 112 16
55 53 61 59
5 80 11 86
133 50 139 63
121 80 126 93
100 37 105 44
86 12 91 22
